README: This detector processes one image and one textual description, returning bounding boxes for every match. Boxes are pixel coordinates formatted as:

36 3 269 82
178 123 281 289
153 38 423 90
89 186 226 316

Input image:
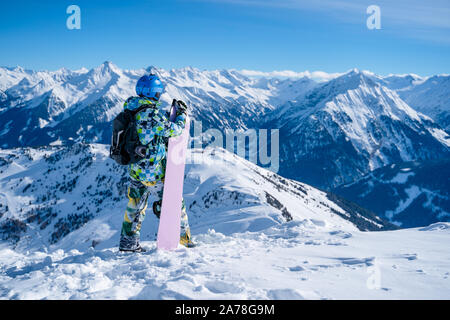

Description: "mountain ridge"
263 69 449 188
1 63 448 228
0 143 395 251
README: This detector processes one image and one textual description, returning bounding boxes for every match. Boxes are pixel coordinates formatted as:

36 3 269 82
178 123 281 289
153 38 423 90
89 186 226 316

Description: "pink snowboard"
157 115 190 250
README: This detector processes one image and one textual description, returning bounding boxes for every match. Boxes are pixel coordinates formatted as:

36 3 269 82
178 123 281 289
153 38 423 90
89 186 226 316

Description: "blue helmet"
136 74 164 100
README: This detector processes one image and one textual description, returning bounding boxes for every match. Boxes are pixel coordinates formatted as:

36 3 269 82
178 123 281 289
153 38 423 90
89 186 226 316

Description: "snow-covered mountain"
361 72 450 132
262 69 449 189
0 144 449 300
0 62 138 146
0 62 316 148
334 159 450 228
1 63 449 299
378 73 424 91
396 75 450 132
1 63 449 228
0 143 394 251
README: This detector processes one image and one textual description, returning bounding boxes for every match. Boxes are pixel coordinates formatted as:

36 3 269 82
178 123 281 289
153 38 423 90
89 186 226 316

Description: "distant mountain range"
0 62 316 147
263 70 449 189
0 62 448 228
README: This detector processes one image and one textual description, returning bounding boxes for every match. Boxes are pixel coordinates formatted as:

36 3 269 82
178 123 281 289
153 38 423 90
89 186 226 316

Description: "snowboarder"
118 74 195 252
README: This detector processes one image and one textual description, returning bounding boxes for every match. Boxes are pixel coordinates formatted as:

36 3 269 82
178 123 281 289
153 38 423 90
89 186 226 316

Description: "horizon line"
1 61 447 80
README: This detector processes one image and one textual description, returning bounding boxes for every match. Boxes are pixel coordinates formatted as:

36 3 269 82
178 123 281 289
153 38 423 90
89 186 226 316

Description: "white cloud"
202 0 450 44
239 69 343 82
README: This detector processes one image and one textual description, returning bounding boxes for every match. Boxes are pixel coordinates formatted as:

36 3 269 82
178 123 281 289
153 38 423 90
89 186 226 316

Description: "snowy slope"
0 144 449 299
263 69 449 188
1 222 449 300
0 143 392 252
334 159 450 228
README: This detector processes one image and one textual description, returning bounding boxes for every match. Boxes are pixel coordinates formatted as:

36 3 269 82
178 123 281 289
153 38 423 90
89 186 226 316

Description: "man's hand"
176 100 188 114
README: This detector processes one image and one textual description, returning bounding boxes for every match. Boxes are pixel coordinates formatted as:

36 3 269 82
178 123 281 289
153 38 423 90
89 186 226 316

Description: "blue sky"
0 0 449 76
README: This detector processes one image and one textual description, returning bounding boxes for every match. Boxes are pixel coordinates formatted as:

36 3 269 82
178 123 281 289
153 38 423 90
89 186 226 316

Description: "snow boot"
119 245 147 253
119 233 147 252
180 229 196 248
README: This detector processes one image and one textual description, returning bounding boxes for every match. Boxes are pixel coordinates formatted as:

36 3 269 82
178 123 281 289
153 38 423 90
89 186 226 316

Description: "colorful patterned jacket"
123 96 186 184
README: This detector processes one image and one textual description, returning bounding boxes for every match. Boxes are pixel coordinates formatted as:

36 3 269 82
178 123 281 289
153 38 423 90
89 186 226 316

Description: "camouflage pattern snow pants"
119 178 190 250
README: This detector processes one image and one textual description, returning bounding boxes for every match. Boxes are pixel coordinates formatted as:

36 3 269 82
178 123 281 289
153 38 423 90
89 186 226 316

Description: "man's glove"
176 100 188 114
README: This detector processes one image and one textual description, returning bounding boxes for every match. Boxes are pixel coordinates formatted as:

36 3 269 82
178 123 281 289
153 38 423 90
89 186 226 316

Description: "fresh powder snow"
0 145 449 300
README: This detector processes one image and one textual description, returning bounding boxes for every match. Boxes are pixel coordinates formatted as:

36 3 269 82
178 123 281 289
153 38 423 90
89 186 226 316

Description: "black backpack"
109 104 153 165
